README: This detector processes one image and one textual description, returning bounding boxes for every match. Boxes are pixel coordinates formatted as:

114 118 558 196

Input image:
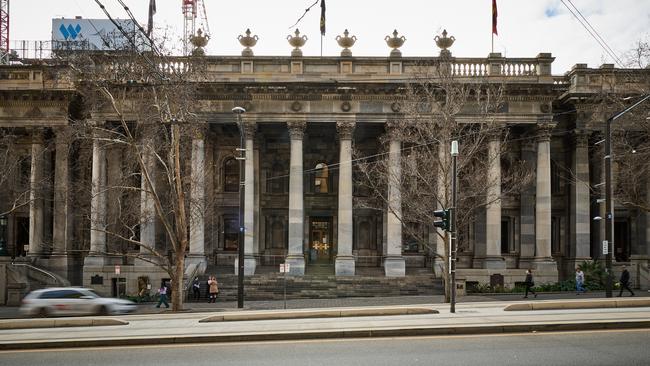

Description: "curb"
0 318 128 330
200 307 438 322
504 298 650 311
1 320 649 351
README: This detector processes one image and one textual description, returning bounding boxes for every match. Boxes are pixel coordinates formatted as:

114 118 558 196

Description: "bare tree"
356 58 533 301
61 37 208 310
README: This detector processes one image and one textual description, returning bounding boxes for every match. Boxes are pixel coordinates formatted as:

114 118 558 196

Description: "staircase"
187 265 443 302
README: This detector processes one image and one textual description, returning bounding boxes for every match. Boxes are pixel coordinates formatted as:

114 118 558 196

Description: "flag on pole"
492 0 498 35
147 0 156 37
320 0 326 36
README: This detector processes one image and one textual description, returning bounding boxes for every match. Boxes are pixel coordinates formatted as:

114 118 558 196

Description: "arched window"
223 157 239 192
314 163 329 193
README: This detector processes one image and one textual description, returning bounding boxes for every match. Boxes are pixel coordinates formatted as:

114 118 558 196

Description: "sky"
9 0 650 74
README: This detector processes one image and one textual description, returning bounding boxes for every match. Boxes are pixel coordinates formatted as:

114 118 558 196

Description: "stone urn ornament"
385 29 406 57
336 29 357 57
190 29 210 56
287 29 308 57
434 29 455 56
238 28 259 57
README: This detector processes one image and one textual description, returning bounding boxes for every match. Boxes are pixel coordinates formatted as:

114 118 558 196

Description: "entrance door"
309 217 332 264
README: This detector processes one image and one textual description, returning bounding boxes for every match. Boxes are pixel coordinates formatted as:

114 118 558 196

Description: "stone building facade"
0 32 649 297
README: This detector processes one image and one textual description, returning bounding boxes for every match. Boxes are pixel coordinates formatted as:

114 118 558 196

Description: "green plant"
578 260 607 290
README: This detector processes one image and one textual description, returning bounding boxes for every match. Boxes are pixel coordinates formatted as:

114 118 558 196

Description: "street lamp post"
604 94 650 298
232 106 246 308
0 216 7 256
450 140 458 313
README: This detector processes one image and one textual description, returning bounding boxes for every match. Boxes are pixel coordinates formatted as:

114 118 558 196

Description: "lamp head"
232 106 246 114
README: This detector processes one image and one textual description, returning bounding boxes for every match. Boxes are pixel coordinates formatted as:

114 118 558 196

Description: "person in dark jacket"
523 269 537 299
192 277 201 301
617 265 635 297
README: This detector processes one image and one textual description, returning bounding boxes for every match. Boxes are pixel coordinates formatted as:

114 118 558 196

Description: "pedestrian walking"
208 276 219 303
617 265 635 297
192 277 201 301
575 267 586 294
156 280 170 308
523 269 537 298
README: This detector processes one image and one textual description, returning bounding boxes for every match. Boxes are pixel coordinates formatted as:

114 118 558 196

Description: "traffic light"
433 209 450 232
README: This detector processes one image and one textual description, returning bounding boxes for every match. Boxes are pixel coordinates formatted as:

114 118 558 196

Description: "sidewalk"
1 297 649 350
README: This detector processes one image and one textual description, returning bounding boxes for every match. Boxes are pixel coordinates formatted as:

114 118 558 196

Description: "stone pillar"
50 128 72 275
335 120 355 276
569 130 591 267
519 141 536 268
485 137 506 269
133 134 156 266
434 141 449 276
243 122 257 275
84 129 108 266
28 129 44 257
534 124 557 273
385 122 405 277
187 129 208 270
286 121 306 275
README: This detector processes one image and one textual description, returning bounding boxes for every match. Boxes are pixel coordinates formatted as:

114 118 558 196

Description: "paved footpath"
1 296 649 350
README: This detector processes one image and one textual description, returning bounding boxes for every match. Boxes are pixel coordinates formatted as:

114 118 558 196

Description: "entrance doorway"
309 217 332 265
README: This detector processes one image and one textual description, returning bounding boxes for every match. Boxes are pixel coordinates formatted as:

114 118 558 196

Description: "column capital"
191 123 208 140
241 121 256 140
287 121 306 140
570 129 590 148
385 119 402 141
30 127 45 144
336 120 356 140
54 126 72 145
536 123 556 142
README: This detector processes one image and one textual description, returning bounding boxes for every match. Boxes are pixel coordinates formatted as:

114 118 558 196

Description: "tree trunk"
171 254 185 311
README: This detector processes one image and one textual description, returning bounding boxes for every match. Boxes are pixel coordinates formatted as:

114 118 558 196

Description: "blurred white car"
20 287 136 317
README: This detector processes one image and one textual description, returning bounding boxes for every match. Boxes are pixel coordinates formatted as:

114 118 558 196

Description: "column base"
48 253 71 279
234 256 258 276
532 258 559 283
384 256 405 277
432 258 446 278
285 255 305 276
483 256 506 270
134 256 157 267
84 255 107 267
185 254 208 274
335 256 355 276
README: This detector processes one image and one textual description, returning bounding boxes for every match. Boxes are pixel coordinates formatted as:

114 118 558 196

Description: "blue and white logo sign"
59 24 82 40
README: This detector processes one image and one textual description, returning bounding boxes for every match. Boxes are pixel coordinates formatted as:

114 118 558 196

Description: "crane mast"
0 0 9 64
182 0 210 56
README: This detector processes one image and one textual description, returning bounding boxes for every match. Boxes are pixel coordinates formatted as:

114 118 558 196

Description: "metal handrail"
10 262 60 284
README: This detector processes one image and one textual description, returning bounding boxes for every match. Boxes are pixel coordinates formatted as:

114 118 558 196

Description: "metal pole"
604 117 613 298
603 94 650 298
450 140 458 313
233 107 246 309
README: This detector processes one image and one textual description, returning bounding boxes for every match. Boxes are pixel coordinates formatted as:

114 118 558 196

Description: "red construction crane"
0 0 9 64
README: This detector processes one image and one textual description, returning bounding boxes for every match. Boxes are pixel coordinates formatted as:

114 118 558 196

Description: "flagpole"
320 35 323 57
491 33 494 54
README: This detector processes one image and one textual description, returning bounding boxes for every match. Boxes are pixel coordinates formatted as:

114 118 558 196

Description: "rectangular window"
223 217 239 251
501 219 510 254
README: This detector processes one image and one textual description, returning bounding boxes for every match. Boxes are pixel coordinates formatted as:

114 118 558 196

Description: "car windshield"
82 289 101 298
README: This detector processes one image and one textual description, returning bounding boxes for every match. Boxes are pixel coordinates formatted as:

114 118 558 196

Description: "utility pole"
232 106 246 308
604 93 650 298
450 140 458 313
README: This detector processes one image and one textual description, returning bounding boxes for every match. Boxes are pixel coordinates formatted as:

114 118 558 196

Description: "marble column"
136 136 157 266
51 128 72 274
534 124 557 272
485 137 506 269
84 129 108 266
28 129 44 257
569 130 591 267
434 141 449 276
519 141 536 268
385 122 405 277
243 122 257 275
286 121 306 275
188 129 208 269
335 120 355 276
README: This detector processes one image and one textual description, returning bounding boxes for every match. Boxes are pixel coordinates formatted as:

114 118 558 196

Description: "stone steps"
189 271 443 301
